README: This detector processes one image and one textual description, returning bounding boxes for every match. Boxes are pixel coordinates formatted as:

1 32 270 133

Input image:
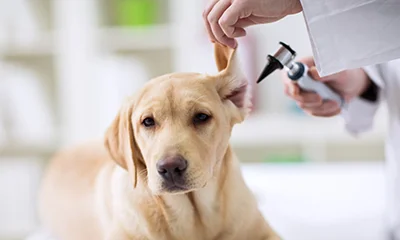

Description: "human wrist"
358 70 379 102
288 0 303 14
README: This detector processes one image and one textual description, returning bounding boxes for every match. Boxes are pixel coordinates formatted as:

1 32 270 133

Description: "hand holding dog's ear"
213 42 252 122
203 0 302 48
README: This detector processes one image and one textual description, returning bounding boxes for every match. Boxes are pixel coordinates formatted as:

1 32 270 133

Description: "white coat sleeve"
299 0 400 77
340 65 385 136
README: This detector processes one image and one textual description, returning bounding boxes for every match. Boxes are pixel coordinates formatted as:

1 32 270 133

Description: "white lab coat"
299 0 400 239
342 60 400 239
300 0 400 77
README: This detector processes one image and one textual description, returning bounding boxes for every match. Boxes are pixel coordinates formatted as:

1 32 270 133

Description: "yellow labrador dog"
38 43 280 240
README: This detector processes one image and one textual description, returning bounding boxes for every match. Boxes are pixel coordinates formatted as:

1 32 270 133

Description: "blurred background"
0 0 389 240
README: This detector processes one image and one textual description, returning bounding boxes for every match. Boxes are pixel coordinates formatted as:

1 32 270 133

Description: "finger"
284 80 301 98
204 0 219 14
309 108 341 117
297 101 324 109
294 93 323 108
220 7 282 36
286 88 322 108
292 91 321 103
203 0 220 42
308 67 321 80
285 79 334 108
283 82 300 97
297 56 344 84
285 85 322 108
308 66 345 83
284 83 295 98
229 27 246 38
236 16 282 26
219 3 251 38
297 57 315 68
285 84 327 109
303 100 340 117
294 57 326 82
208 0 237 48
234 19 256 28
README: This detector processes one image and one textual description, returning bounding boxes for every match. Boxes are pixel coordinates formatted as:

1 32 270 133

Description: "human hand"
283 57 372 117
203 0 302 48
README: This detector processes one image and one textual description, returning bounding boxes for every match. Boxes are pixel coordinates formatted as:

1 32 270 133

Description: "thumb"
220 3 252 37
308 67 322 80
308 67 333 82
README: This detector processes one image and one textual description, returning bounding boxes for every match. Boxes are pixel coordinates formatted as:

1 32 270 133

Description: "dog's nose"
157 156 188 180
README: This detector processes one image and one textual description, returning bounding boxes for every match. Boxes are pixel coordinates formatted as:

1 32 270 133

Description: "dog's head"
105 43 252 195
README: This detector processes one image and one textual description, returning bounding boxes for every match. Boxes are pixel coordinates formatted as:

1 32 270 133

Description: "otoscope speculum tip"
256 55 284 84
256 42 297 84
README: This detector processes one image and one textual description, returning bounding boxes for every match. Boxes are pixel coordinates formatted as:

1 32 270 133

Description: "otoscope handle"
289 63 345 107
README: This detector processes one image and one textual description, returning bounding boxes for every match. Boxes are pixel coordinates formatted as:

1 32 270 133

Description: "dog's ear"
104 101 142 188
214 43 252 123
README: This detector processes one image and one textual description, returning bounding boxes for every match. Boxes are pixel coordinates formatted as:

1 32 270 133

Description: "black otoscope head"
256 55 283 84
256 41 297 84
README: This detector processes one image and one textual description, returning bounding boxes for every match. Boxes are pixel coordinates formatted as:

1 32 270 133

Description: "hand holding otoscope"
257 42 375 117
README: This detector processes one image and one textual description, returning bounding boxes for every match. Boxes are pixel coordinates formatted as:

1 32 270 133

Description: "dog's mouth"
165 185 189 192
154 166 209 194
161 181 190 194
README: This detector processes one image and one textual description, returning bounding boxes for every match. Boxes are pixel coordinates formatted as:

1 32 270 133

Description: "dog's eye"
142 117 155 127
193 113 210 124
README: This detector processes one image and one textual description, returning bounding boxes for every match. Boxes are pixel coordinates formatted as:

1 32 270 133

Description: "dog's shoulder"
42 139 115 196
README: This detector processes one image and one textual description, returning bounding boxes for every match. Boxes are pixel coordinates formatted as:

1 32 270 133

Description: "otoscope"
256 42 344 107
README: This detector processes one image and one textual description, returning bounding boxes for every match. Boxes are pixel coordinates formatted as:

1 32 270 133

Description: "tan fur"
38 43 280 240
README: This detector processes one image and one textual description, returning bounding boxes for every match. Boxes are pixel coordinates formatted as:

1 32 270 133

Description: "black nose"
157 156 188 182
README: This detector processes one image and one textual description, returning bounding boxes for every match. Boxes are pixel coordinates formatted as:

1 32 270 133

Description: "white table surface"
241 162 387 240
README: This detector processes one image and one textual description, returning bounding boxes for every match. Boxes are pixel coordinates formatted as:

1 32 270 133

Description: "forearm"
341 67 383 135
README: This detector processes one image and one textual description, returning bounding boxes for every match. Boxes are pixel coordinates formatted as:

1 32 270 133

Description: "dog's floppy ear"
104 100 142 188
214 42 252 123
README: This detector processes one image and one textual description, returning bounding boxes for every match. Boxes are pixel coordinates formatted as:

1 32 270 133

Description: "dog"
38 43 280 240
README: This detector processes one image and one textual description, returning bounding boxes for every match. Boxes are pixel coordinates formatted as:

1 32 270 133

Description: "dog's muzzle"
157 155 189 192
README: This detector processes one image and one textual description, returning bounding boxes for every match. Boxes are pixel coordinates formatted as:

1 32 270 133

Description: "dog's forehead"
152 72 209 89
137 73 218 106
